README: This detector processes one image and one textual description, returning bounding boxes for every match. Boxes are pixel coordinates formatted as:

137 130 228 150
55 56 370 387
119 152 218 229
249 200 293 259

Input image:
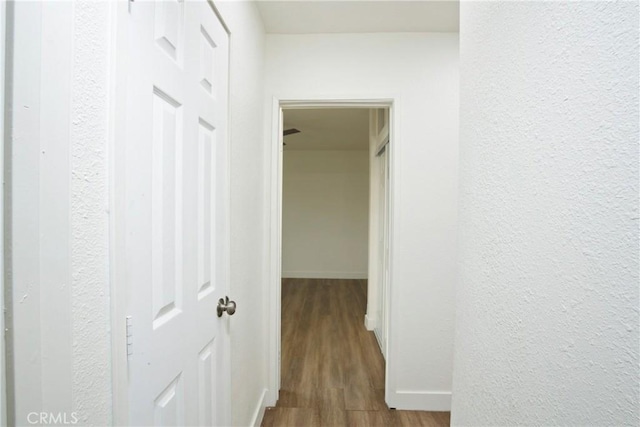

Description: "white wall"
215 1 270 426
282 150 369 279
266 33 459 410
452 2 639 425
7 1 112 425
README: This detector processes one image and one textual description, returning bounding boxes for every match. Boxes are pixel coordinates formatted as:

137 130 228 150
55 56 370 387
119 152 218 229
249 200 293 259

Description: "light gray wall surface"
282 150 369 279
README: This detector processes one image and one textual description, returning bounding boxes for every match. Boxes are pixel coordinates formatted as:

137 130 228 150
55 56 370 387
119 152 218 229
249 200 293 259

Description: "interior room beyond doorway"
281 108 370 282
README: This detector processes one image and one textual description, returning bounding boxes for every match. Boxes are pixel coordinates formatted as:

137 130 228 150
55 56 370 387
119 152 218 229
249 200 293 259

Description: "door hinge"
126 316 133 358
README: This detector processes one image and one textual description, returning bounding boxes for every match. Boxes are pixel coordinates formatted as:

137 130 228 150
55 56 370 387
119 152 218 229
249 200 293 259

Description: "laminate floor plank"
395 410 445 427
345 410 394 427
319 409 347 427
262 279 450 427
430 411 452 426
262 408 321 427
343 386 386 411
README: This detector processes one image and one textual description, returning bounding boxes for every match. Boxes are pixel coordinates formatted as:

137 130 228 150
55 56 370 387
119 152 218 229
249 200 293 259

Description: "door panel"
197 119 216 300
154 375 184 426
151 88 183 329
124 1 230 425
154 0 184 62
197 339 216 425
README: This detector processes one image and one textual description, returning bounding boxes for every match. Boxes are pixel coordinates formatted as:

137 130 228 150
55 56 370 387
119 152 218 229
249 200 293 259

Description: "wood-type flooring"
261 278 450 427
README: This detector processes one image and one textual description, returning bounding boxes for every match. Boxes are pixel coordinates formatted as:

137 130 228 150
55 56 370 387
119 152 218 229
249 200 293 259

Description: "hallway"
261 279 451 426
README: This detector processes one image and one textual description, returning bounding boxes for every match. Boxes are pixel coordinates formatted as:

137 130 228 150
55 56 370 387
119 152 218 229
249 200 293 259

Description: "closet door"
122 1 232 425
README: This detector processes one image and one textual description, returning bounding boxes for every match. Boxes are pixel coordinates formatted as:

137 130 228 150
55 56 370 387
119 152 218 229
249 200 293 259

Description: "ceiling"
256 0 459 34
283 108 370 151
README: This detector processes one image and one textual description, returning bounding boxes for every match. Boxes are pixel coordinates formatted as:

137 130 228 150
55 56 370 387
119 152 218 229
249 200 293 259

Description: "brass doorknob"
217 296 237 317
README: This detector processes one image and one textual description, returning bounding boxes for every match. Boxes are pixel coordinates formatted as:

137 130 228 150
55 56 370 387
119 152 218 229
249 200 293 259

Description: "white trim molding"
364 314 376 331
0 1 7 424
267 94 400 411
249 388 268 427
108 1 130 424
282 271 367 280
387 390 452 412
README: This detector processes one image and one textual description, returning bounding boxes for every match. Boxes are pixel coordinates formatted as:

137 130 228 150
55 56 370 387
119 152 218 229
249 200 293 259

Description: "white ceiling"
283 108 370 151
256 0 459 34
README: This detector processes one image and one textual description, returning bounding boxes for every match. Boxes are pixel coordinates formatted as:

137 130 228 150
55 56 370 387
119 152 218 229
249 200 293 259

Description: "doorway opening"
281 108 370 282
267 100 393 413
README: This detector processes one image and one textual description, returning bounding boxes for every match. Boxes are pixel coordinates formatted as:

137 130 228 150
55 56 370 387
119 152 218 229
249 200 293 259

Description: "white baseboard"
249 388 268 427
373 327 384 355
387 390 451 412
364 313 376 331
282 271 367 279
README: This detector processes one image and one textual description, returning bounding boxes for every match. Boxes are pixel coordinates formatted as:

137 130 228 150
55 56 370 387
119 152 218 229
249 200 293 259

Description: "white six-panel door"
124 1 230 425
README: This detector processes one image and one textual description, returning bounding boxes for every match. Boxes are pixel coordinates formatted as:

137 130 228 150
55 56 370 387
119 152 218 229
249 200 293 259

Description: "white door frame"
368 108 390 357
0 0 7 423
267 95 400 406
108 2 129 424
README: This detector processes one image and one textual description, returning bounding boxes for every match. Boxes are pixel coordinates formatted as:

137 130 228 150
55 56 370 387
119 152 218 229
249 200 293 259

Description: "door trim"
266 95 400 406
108 1 128 424
0 0 7 423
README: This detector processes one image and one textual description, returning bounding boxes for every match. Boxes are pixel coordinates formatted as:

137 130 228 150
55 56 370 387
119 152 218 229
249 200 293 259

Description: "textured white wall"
282 150 369 279
215 1 269 425
266 33 459 410
70 2 111 423
452 2 639 425
8 1 112 425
